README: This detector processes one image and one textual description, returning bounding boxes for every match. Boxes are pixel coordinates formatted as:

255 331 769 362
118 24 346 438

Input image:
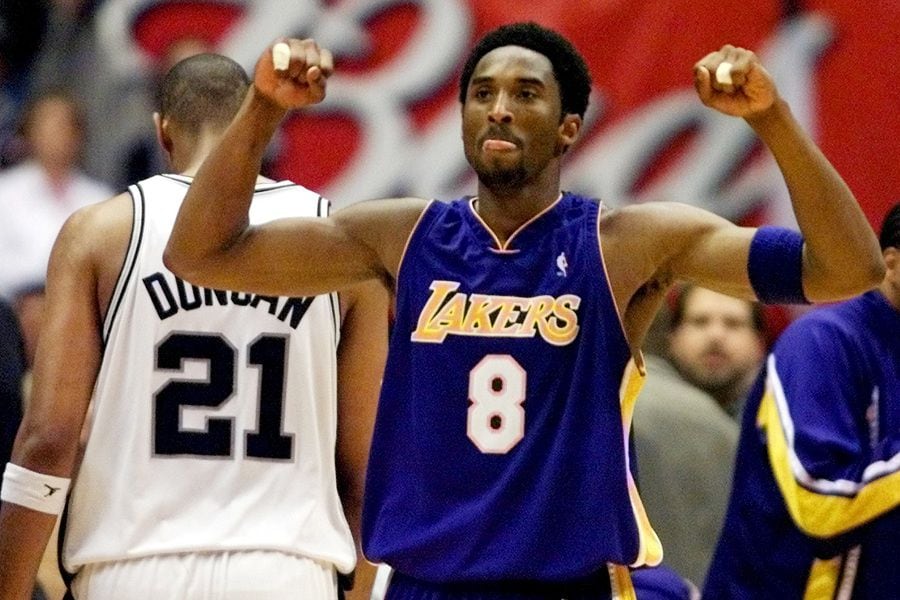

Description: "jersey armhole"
101 185 144 344
318 195 341 347
594 200 641 371
394 200 438 287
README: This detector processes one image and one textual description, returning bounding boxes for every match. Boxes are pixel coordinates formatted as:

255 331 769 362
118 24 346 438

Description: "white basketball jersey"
62 174 355 574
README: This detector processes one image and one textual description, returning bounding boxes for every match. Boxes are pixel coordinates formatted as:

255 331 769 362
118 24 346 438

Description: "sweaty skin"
164 40 881 360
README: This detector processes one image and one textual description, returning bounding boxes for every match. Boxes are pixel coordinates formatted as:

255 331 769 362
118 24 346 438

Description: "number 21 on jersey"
153 332 293 460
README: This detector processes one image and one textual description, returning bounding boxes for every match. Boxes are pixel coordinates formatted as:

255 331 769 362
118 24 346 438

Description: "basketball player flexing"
0 54 386 599
164 23 882 600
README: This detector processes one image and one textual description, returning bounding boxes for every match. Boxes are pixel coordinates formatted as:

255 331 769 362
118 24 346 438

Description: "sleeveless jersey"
363 193 661 581
61 174 355 574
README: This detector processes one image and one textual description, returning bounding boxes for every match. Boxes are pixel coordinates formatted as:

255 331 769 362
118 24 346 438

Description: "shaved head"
158 53 249 134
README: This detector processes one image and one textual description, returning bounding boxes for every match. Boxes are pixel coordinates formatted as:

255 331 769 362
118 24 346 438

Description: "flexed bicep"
617 202 757 301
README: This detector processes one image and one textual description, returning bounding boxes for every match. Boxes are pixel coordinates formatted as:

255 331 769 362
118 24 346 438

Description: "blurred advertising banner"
107 0 899 227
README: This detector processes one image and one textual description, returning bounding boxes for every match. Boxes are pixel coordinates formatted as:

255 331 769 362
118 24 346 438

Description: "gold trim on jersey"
608 563 637 600
468 194 563 252
760 356 900 538
619 358 664 567
803 555 841 600
396 200 435 285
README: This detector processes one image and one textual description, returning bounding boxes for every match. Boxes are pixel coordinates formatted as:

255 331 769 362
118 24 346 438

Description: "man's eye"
474 89 492 100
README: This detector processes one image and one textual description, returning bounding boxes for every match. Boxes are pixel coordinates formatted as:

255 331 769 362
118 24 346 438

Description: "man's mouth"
482 138 518 151
701 350 728 368
480 127 520 152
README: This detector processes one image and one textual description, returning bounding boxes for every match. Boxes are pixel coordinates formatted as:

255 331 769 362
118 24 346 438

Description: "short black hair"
879 202 900 250
158 53 249 134
458 22 592 118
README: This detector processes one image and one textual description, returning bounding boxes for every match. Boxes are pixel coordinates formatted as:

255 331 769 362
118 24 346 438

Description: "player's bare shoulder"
600 200 709 235
62 193 132 264
52 192 126 257
598 202 673 267
53 192 133 311
334 196 430 284
599 201 727 263
598 201 723 310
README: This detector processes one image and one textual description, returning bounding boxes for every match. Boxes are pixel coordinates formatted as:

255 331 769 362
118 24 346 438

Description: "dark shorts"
383 567 626 600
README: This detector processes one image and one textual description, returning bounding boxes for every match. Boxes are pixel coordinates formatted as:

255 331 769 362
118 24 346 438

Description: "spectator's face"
27 97 82 171
883 247 900 309
668 288 764 395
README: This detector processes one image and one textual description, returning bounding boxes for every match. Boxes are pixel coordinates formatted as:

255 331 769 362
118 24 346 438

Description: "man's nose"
707 321 731 341
488 92 513 124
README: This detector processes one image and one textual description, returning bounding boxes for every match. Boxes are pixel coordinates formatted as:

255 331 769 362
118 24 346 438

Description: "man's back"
63 174 355 575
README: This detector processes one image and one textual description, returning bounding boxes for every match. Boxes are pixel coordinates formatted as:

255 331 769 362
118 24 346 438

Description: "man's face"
882 246 900 310
461 45 566 192
668 288 764 395
27 97 82 171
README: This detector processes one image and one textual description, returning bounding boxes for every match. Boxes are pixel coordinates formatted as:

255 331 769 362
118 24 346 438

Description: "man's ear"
153 112 173 156
556 114 582 155
884 246 898 271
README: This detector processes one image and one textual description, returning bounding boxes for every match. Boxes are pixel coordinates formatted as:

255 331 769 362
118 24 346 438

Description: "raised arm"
164 39 426 297
691 45 883 301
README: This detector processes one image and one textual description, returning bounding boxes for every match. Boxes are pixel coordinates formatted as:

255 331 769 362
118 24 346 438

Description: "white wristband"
1 463 71 515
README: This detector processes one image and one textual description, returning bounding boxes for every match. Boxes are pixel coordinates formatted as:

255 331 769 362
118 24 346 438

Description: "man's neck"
474 187 562 244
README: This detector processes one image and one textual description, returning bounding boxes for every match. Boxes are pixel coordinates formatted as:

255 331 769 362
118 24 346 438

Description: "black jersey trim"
331 292 340 347
160 174 192 186
319 196 341 343
161 173 297 194
253 181 298 194
57 496 76 594
101 184 145 345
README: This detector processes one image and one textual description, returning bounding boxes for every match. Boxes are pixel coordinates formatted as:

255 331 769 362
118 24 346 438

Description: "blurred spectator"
14 0 98 89
0 299 25 489
633 285 766 587
21 0 161 188
705 204 899 598
667 285 766 419
24 0 108 171
0 0 50 166
0 0 48 81
0 299 49 600
633 352 738 588
0 90 113 363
